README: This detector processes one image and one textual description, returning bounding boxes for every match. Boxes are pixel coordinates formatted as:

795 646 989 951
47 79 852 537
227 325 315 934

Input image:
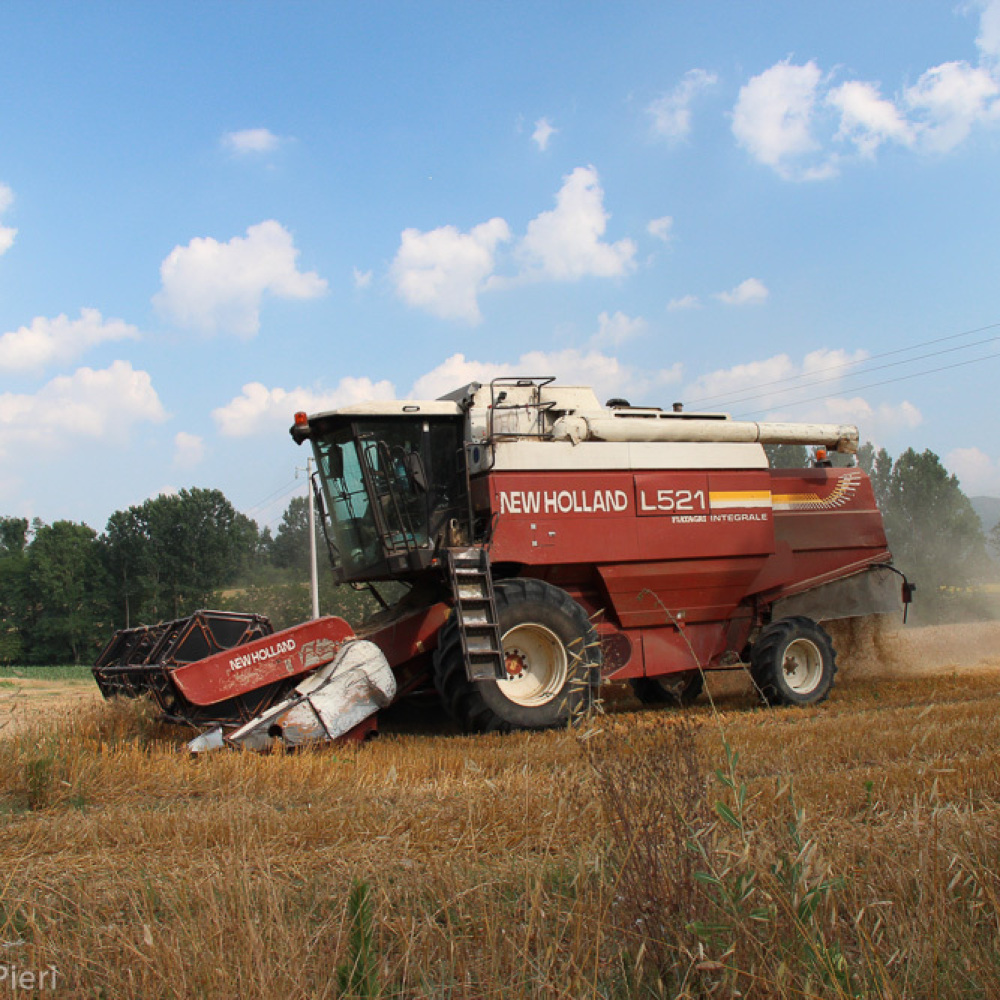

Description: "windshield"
311 415 467 581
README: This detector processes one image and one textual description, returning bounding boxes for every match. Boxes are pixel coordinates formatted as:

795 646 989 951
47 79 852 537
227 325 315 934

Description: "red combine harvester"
93 377 911 749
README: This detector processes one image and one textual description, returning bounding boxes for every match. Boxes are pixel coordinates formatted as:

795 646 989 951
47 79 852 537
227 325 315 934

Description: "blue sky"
2 1 999 536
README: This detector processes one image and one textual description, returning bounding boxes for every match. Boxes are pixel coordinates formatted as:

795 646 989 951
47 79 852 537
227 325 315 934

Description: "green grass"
0 664 95 681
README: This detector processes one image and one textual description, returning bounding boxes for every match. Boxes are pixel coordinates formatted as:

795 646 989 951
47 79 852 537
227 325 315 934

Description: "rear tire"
433 578 600 733
750 616 836 706
630 670 704 706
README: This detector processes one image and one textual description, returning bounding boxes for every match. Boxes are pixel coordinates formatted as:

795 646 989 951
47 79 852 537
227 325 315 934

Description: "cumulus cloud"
391 218 510 324
352 267 373 289
213 376 396 437
735 6 1000 178
0 183 16 255
648 68 718 140
647 216 674 242
591 311 647 347
904 60 999 152
667 294 701 311
222 128 282 154
391 166 635 323
828 80 915 157
976 0 1000 61
716 277 769 306
516 166 636 281
681 347 920 441
173 432 205 469
532 117 557 150
0 361 166 453
410 348 681 406
0 308 139 373
732 61 835 180
947 445 1000 495
153 220 328 336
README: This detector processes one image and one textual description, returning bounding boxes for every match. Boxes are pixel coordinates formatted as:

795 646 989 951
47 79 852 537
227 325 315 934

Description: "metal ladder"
445 547 505 681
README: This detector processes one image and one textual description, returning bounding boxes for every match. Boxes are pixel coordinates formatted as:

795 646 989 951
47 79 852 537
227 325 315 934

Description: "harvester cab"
293 401 472 582
95 376 911 751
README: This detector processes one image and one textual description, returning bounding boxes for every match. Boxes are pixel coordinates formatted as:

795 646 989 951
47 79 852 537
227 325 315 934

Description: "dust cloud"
825 617 1000 678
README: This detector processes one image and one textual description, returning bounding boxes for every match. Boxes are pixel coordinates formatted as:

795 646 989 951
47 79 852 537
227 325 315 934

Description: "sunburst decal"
772 470 863 511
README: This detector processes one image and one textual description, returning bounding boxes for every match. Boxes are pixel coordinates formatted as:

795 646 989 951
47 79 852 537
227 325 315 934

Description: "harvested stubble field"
1 619 999 999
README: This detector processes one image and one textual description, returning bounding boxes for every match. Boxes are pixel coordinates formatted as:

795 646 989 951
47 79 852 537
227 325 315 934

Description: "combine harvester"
93 377 911 750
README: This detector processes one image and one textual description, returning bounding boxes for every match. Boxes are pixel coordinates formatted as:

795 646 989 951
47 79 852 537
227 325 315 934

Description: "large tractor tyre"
750 616 837 707
433 578 601 733
630 669 704 707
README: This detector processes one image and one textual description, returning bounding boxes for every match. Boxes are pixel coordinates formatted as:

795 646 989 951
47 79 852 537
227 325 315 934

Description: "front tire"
750 616 836 706
433 578 600 732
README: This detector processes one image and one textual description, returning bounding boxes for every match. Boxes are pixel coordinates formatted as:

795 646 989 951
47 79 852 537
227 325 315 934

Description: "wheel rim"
782 638 823 694
499 623 569 707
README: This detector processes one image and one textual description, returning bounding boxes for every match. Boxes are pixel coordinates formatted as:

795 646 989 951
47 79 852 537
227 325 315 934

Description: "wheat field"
1 620 999 998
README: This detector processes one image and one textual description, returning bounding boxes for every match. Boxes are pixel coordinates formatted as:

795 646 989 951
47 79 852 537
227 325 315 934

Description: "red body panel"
477 465 890 681
170 616 355 706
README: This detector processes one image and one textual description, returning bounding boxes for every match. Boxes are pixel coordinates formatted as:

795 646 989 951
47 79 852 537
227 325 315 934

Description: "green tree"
860 446 989 618
24 520 109 663
102 488 262 623
269 495 318 573
764 443 808 469
0 516 30 662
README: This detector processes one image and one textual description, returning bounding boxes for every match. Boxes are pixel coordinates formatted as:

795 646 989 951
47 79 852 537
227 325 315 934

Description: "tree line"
0 489 372 665
1 447 998 664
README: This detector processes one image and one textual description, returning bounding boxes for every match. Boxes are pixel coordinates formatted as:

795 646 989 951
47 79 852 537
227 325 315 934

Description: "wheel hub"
498 623 569 707
782 637 823 694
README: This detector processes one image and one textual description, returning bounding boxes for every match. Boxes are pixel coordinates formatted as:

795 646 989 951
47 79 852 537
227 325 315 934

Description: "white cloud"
173 432 205 469
783 396 922 440
732 60 837 180
828 80 915 156
213 376 396 437
685 354 797 408
904 60 1000 153
0 308 139 373
0 183 16 255
153 220 328 336
648 68 718 140
667 294 701 311
947 446 1000 495
0 361 166 454
410 348 681 406
976 0 1000 61
391 218 510 324
516 166 636 281
222 128 282 154
735 5 1000 179
647 216 674 242
592 311 647 347
681 348 920 441
716 277 769 306
352 267 373 289
532 117 557 151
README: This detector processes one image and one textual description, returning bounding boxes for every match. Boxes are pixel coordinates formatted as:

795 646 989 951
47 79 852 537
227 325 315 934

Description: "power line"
688 319 1000 408
735 348 1000 418
698 330 1000 410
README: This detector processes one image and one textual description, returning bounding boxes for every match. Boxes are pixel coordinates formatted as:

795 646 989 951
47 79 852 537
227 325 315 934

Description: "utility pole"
307 456 320 620
297 457 321 620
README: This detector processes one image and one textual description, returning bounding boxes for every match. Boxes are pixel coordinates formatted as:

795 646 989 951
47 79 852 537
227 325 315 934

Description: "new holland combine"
93 377 910 748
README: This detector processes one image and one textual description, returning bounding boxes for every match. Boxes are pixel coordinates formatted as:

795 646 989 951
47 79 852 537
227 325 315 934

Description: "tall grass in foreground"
0 670 999 998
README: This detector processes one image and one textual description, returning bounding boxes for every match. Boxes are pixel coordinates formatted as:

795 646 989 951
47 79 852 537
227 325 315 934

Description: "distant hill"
971 496 1000 536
